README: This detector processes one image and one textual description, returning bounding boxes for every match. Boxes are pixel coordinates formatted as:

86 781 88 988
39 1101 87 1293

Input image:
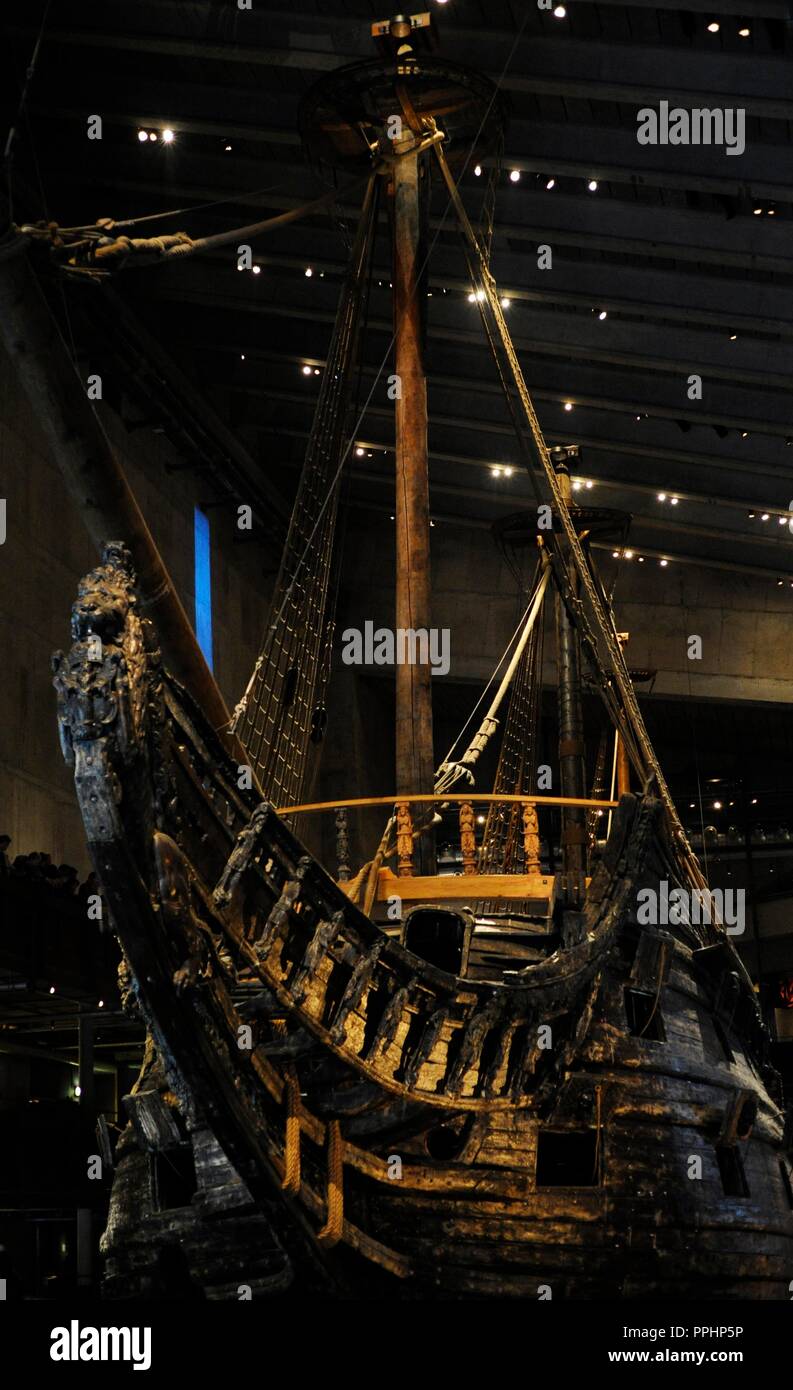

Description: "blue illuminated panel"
194 506 214 671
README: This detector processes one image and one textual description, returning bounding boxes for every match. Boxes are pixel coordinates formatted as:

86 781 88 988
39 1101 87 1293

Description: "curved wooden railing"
276 793 619 815
275 792 619 886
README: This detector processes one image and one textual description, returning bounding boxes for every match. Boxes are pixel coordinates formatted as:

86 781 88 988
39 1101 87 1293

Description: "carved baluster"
396 801 414 877
522 801 541 874
459 801 477 875
335 806 350 882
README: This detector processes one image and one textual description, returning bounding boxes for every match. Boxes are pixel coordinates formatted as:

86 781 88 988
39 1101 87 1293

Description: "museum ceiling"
6 0 793 583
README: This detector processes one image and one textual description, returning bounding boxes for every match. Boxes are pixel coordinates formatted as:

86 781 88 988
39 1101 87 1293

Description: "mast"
390 127 435 842
553 457 588 899
300 7 505 870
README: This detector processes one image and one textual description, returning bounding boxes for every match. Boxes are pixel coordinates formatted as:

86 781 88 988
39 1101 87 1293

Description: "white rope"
435 558 550 794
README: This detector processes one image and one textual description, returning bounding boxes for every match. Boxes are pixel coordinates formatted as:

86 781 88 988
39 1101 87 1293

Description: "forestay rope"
435 557 550 795
431 135 706 894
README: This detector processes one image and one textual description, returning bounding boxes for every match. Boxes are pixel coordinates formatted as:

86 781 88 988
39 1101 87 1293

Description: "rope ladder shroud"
233 175 380 810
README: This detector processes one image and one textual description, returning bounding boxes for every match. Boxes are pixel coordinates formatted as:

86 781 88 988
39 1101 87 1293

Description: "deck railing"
275 793 618 883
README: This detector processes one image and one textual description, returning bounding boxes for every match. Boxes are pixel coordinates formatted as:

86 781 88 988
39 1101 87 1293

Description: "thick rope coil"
317 1120 344 1247
281 1072 302 1195
272 1019 302 1194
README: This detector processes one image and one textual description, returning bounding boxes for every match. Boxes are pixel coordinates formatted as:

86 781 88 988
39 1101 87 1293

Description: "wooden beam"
347 868 559 905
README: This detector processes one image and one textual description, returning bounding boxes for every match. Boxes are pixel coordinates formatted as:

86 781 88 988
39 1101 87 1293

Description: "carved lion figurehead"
71 541 137 643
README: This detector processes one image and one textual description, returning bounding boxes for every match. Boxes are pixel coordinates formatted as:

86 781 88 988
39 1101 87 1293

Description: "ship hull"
53 547 793 1298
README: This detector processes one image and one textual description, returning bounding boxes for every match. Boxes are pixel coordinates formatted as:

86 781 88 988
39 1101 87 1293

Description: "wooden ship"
44 12 793 1298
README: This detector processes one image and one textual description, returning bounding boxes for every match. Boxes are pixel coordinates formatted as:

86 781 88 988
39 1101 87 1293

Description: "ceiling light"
476 289 485 301
313 368 320 375
753 207 763 215
468 293 476 303
305 267 313 277
729 334 737 341
137 129 148 143
302 365 312 375
356 447 365 457
585 480 593 489
768 209 776 216
624 549 634 559
553 4 567 15
98 1000 104 1008
638 556 645 562
564 401 573 411
474 164 482 177
148 132 157 141
572 479 583 492
225 143 232 152
501 296 511 308
761 513 770 521
587 180 598 192
546 178 555 190
670 496 679 505
491 466 503 477
612 551 619 558
739 26 750 37
707 21 720 32
741 431 749 438
713 800 722 810
503 466 514 477
74 1085 82 1098
510 169 521 183
252 265 261 275
49 986 55 994
476 814 485 825
240 354 245 361
660 559 668 567
598 310 607 320
779 517 787 526
162 128 175 144
657 492 667 502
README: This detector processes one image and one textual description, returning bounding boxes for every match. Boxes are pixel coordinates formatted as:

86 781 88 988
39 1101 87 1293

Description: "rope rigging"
431 136 706 896
17 176 373 276
231 174 380 809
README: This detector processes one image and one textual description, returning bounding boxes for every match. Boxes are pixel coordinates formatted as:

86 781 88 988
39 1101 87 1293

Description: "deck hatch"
624 987 665 1041
536 1129 600 1187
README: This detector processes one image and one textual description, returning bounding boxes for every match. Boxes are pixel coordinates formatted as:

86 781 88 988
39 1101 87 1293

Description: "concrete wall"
0 344 268 875
333 509 793 703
